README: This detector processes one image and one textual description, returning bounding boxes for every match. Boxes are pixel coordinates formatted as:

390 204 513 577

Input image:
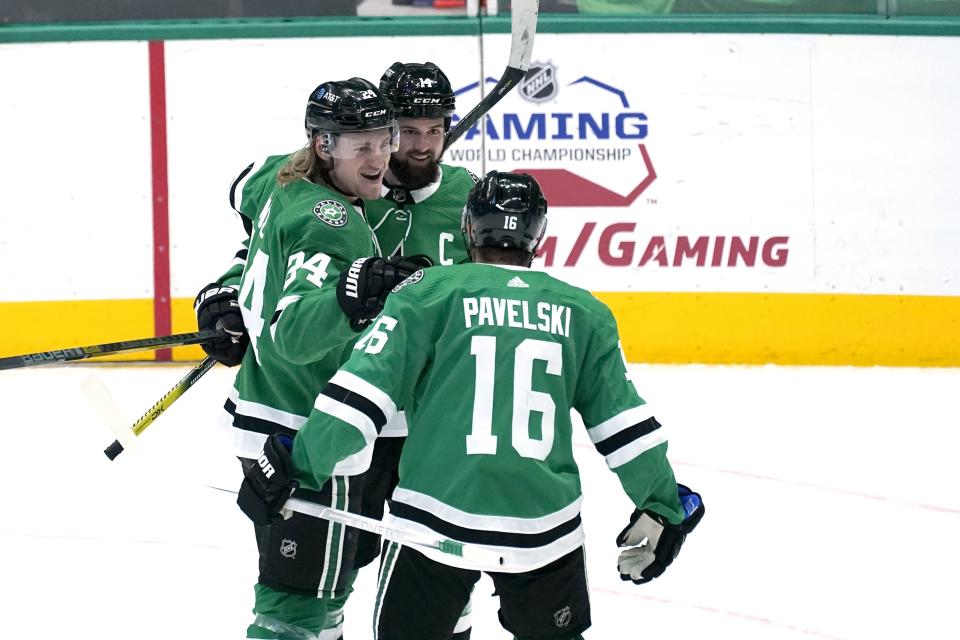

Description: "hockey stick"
208 486 504 566
97 356 218 460
0 329 223 371
442 0 539 152
284 497 504 566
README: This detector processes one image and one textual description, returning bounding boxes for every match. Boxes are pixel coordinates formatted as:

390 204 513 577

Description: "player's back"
375 262 628 570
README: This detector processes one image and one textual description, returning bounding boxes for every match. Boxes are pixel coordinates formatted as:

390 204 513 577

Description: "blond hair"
277 140 332 187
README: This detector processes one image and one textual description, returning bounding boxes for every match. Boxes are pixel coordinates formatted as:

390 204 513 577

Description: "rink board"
1 21 958 365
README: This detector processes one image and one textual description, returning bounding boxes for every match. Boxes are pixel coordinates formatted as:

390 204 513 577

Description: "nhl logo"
520 62 557 103
391 188 407 203
280 539 297 559
553 605 571 628
314 200 347 227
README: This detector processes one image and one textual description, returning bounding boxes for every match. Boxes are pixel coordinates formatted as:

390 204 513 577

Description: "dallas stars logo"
313 200 347 227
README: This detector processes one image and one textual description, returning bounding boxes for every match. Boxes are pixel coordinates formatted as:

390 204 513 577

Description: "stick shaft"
442 0 539 152
0 329 221 371
284 497 504 567
131 356 217 435
102 356 217 460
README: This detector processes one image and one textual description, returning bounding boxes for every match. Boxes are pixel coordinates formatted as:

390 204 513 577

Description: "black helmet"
304 77 395 139
379 62 456 129
462 171 548 253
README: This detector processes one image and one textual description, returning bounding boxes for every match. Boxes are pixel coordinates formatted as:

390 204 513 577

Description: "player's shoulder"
439 163 481 189
232 153 292 217
526 270 616 321
242 154 292 190
387 262 466 306
273 182 365 234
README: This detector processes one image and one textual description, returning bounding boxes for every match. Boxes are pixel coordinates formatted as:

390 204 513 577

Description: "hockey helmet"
379 62 456 130
305 78 398 157
462 171 548 253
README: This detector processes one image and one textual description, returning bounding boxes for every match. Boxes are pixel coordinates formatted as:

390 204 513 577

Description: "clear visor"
319 124 399 159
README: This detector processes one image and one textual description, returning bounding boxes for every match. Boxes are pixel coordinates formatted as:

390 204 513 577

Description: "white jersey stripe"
605 427 669 469
385 512 585 573
379 411 408 438
317 477 345 597
314 394 378 444
228 387 307 429
588 404 655 443
329 370 397 421
391 487 582 534
373 541 402 640
219 416 268 459
331 442 375 476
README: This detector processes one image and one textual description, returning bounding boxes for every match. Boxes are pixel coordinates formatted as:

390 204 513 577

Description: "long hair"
277 138 333 187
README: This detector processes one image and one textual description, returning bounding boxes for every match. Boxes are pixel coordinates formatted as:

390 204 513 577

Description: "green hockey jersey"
214 155 291 289
366 164 476 265
291 263 684 572
223 155 381 457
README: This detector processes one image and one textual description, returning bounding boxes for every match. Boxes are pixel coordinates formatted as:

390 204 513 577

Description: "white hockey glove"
617 484 704 584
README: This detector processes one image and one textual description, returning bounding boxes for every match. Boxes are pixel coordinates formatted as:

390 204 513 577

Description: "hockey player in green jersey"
347 64 479 637
207 78 427 640
240 172 705 639
367 62 476 265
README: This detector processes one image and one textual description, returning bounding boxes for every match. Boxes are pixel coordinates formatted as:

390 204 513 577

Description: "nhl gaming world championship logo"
447 61 656 208
446 61 792 272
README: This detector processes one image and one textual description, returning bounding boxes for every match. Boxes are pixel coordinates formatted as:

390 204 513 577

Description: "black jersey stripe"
235 248 249 261
229 162 255 213
224 398 298 439
594 417 662 457
321 383 388 432
388 500 582 549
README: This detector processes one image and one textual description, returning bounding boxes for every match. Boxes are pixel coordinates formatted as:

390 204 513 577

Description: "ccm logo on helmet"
364 109 387 118
413 98 442 104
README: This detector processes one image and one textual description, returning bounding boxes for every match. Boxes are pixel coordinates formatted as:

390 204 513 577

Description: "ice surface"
2 363 958 639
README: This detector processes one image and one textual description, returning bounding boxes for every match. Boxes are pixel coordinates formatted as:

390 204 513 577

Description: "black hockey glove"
237 434 299 526
336 255 433 331
616 484 704 584
194 282 248 367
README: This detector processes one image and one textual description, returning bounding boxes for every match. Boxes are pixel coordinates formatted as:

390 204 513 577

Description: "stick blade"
508 0 540 71
81 375 138 460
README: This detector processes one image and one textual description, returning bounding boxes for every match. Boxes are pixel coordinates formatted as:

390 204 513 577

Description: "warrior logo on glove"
336 255 433 331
